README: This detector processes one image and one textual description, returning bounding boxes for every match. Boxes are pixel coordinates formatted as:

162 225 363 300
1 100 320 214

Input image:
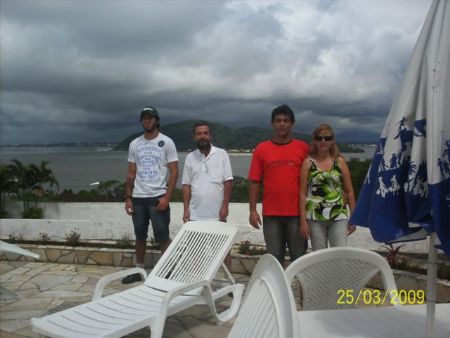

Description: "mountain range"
114 120 370 151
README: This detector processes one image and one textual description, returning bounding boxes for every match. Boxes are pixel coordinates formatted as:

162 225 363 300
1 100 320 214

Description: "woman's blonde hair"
309 123 341 159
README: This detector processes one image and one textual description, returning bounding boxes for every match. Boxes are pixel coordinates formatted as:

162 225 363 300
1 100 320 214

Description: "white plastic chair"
228 254 299 338
285 247 398 311
31 221 244 338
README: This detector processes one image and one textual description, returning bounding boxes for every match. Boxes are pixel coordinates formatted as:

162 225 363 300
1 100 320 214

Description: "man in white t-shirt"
122 106 178 284
182 121 233 268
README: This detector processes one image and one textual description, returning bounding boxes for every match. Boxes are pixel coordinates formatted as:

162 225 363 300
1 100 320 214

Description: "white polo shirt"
182 145 233 220
128 133 178 198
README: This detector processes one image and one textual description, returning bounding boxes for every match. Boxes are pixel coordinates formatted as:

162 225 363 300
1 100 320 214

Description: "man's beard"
142 123 157 133
197 140 211 151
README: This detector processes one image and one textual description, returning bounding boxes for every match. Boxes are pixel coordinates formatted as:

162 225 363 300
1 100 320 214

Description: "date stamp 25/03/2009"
337 289 425 306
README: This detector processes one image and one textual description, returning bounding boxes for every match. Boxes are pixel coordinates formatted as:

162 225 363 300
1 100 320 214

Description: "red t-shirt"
248 139 309 216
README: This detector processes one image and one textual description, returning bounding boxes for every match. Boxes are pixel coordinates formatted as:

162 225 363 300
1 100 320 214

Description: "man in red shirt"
248 104 309 264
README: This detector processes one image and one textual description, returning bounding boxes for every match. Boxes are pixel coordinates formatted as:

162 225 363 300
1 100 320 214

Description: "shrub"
347 159 371 198
237 240 266 255
8 233 24 243
238 240 251 254
37 232 51 244
65 228 81 246
148 237 156 247
438 264 450 280
22 207 44 219
231 176 252 202
116 234 133 249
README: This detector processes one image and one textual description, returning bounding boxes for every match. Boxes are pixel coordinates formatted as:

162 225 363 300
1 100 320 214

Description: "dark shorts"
131 196 170 243
262 216 307 264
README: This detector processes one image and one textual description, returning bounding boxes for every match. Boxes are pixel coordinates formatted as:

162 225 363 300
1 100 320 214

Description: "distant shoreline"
228 152 253 157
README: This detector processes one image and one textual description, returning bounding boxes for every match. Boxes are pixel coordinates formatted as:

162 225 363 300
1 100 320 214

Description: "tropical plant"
382 243 406 268
0 164 17 217
6 159 58 217
96 179 120 201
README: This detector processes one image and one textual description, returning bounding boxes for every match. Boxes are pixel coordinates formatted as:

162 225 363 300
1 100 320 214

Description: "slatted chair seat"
32 221 244 338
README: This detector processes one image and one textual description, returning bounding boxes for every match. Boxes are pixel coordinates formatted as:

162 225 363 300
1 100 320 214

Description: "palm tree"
7 159 29 210
7 159 59 214
0 164 17 217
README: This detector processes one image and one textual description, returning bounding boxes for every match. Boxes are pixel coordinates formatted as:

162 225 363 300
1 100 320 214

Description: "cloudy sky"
0 0 431 145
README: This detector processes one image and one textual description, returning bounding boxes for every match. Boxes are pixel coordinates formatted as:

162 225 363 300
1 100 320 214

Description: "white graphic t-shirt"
128 133 178 197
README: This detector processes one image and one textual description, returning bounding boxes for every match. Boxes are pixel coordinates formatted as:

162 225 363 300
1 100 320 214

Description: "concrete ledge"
0 243 254 273
0 244 161 269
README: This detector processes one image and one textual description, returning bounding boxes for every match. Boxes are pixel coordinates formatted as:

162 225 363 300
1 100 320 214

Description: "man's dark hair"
192 120 211 135
271 104 295 123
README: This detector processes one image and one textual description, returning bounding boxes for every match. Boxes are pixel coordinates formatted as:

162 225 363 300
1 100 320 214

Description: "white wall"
0 201 435 254
0 202 265 244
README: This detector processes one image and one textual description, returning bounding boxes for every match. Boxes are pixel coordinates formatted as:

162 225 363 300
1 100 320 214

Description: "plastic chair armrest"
92 267 148 300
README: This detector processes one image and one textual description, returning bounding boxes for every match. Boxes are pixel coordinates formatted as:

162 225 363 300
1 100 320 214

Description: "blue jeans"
263 216 307 264
131 196 170 243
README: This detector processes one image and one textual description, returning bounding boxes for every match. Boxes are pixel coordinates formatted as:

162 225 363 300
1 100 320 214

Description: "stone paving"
0 260 251 338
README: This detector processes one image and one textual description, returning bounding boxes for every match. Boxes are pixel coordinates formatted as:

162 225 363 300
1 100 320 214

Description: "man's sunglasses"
315 136 333 142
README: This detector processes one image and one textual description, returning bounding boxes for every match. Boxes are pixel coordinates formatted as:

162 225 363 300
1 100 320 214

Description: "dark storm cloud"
0 0 431 144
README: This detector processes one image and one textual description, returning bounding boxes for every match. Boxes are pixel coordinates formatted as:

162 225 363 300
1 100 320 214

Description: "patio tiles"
0 260 248 337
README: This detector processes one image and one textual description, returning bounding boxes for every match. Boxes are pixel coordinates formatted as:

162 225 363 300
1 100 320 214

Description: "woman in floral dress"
300 124 356 250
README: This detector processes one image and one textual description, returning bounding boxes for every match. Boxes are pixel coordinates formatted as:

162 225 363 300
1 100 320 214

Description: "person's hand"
183 210 190 223
347 224 356 235
125 199 133 215
300 221 310 240
342 191 348 205
219 205 229 222
156 195 169 211
249 210 262 229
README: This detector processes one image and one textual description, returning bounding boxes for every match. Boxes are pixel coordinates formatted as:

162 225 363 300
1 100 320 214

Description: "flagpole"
426 232 437 338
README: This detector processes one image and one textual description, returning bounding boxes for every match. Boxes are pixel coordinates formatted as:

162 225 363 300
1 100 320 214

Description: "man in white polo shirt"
182 121 233 267
182 121 233 221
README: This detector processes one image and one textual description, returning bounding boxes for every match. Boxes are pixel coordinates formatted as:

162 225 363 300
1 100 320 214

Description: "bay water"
0 145 375 192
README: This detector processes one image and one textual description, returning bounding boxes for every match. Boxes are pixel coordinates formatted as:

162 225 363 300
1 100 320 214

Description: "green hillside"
113 120 312 151
113 119 361 152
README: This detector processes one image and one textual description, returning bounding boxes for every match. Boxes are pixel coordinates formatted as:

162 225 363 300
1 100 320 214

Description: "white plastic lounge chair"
0 240 40 259
31 221 244 338
228 254 299 338
285 247 398 311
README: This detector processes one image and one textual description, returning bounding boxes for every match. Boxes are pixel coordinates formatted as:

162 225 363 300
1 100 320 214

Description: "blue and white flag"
351 0 450 255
